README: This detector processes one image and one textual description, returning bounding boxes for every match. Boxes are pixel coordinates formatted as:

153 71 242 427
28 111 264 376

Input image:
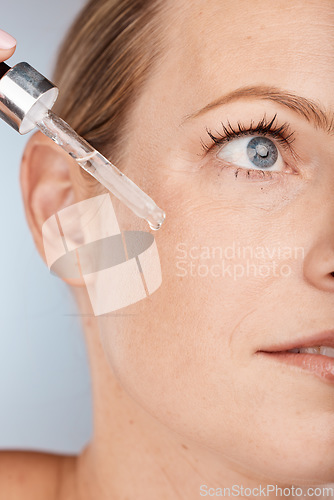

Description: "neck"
64 313 296 500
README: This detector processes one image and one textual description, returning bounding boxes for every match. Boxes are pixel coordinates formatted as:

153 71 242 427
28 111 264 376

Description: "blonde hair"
51 0 165 175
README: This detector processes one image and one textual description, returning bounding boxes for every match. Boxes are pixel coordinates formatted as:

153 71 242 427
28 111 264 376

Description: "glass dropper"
36 108 166 230
0 61 166 231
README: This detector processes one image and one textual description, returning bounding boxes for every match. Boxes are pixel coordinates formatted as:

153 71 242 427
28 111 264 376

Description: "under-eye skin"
199 113 300 182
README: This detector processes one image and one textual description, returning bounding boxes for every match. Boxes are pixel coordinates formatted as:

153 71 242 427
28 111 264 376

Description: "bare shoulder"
0 450 77 500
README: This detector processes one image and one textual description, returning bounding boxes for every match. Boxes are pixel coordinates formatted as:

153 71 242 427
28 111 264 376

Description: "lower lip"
255 351 334 385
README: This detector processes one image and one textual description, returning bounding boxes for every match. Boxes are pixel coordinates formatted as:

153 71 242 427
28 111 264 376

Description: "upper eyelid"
205 126 295 148
197 116 295 155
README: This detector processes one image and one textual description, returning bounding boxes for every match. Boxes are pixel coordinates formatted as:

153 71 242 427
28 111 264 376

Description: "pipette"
0 61 166 231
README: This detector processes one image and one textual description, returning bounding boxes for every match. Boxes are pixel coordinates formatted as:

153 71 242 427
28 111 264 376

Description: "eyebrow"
181 85 334 135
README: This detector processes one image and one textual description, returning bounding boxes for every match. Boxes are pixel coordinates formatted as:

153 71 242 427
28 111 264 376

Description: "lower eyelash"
232 167 277 180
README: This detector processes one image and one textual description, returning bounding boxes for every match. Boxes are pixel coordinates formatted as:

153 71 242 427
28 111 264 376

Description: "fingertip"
0 30 16 62
0 47 16 67
0 29 16 49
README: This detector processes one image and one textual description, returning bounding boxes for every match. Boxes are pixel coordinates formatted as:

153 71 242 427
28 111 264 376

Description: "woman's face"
93 0 334 484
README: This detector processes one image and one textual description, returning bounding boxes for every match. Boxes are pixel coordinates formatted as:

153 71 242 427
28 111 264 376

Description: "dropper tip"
148 210 166 231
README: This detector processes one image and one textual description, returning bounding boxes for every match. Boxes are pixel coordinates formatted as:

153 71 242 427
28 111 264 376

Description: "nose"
303 236 334 292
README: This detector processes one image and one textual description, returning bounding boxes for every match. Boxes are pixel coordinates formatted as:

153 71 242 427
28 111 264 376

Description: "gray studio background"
0 0 92 453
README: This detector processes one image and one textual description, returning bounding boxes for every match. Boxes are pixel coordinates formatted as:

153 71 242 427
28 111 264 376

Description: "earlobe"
19 130 76 268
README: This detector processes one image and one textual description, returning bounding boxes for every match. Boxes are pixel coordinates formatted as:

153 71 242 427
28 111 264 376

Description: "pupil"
247 136 277 169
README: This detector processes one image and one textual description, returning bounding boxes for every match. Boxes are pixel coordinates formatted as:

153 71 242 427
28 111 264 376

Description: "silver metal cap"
0 61 58 134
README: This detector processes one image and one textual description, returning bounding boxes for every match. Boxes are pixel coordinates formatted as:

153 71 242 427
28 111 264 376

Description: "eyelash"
200 113 297 180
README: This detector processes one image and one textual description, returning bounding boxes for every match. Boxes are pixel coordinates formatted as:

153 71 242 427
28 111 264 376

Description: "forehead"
148 0 334 117
126 0 334 165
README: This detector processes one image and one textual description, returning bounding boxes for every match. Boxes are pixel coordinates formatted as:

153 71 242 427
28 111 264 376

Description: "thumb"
0 29 16 61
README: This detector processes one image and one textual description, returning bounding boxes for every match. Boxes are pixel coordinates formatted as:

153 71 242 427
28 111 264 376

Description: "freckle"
181 443 188 450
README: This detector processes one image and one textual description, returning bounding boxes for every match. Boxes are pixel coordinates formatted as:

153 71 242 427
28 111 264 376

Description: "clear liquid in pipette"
35 109 166 231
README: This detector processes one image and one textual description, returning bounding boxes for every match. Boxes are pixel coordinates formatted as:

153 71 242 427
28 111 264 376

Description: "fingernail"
0 29 16 50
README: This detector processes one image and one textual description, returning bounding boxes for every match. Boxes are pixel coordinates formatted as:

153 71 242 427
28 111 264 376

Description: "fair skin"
1 0 334 498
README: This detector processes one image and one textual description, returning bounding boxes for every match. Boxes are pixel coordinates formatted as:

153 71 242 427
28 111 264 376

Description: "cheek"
96 197 285 430
96 189 334 480
97 154 304 409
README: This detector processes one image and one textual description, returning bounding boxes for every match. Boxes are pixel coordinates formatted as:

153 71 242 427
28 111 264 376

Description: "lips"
256 330 334 354
255 330 334 385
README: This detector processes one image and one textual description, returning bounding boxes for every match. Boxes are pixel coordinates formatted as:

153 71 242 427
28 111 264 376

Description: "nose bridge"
307 141 334 221
301 143 334 291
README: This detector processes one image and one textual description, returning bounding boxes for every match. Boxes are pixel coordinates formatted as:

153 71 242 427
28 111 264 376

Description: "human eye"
199 113 300 181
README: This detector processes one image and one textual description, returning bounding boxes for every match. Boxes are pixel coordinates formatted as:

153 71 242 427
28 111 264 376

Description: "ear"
20 131 84 286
